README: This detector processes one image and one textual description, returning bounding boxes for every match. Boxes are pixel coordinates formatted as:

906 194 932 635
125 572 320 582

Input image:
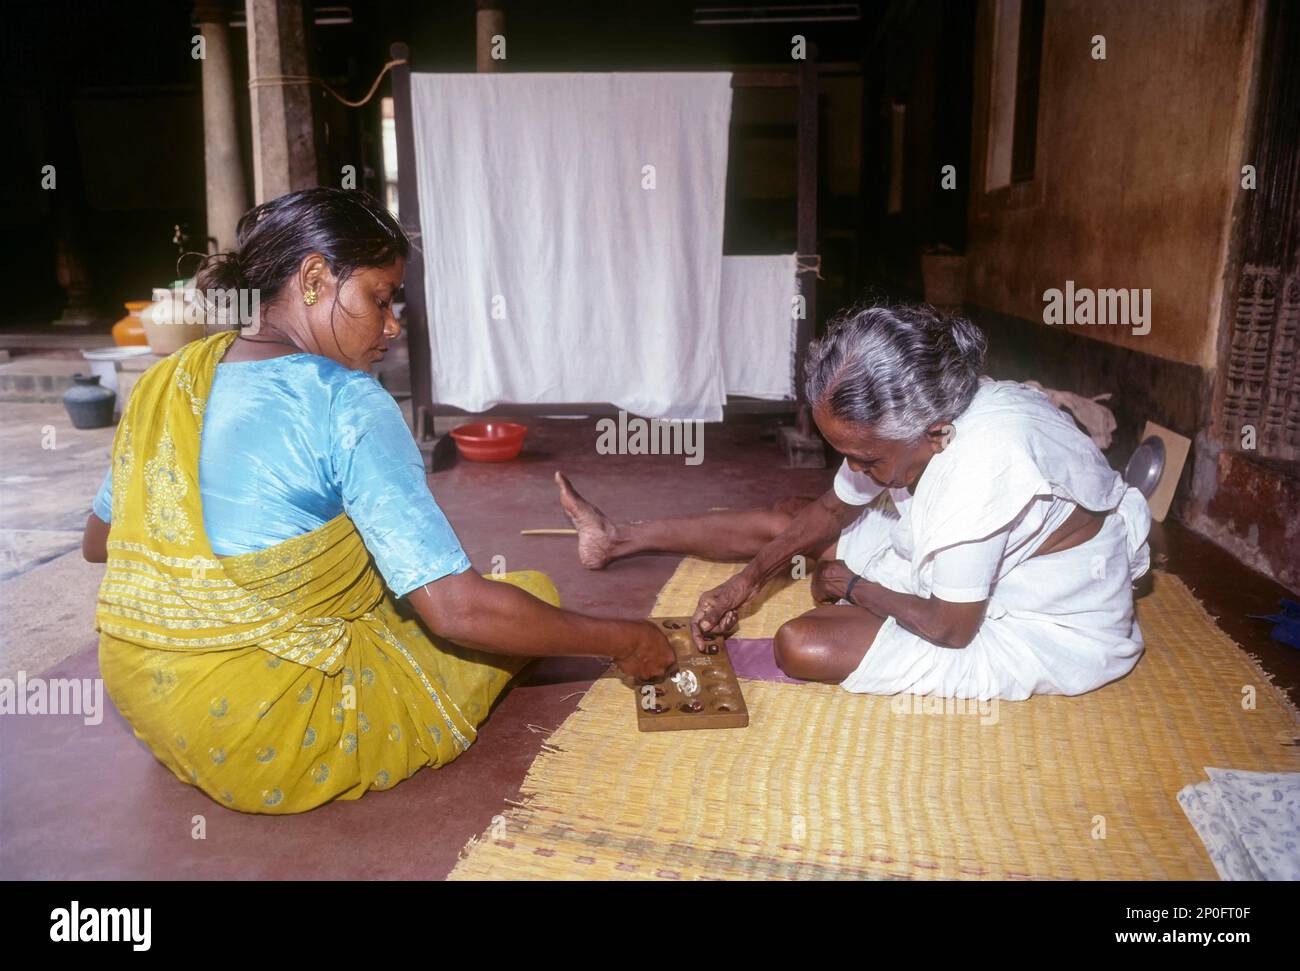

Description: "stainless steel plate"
1124 435 1166 498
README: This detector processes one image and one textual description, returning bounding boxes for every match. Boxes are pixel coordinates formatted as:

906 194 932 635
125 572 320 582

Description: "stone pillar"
194 0 249 252
476 0 505 72
246 0 320 202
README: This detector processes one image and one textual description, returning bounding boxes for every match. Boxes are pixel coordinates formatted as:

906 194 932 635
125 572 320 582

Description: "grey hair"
804 303 988 441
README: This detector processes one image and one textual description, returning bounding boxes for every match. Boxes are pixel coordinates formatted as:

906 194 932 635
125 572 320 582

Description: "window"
1011 0 1045 183
986 0 1045 190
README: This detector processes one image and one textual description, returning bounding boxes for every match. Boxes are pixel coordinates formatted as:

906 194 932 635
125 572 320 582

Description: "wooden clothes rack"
388 41 819 446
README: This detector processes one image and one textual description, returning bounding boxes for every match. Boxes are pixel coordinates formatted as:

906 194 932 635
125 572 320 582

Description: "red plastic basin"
448 421 528 462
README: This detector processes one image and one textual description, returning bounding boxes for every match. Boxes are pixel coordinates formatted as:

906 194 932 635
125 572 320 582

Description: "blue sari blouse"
93 353 471 597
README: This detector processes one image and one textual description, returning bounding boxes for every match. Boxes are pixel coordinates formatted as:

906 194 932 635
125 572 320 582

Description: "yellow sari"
96 332 558 813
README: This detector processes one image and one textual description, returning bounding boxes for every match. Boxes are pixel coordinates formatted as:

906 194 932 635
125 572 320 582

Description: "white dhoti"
837 495 1146 700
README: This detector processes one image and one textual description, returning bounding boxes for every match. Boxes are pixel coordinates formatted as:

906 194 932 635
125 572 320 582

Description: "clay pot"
111 300 152 346
141 286 207 356
62 374 117 429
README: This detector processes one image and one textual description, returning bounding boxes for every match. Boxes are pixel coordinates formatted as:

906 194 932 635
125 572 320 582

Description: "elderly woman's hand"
811 558 858 603
691 573 755 650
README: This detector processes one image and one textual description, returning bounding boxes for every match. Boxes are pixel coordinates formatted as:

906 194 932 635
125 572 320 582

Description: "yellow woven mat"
450 560 1300 880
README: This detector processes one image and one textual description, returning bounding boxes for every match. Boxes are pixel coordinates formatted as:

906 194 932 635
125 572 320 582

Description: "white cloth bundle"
718 254 800 400
1178 768 1300 880
410 72 734 420
1023 380 1118 449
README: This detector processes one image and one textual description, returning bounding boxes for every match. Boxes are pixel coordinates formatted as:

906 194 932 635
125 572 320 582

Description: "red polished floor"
0 418 1293 880
0 418 829 879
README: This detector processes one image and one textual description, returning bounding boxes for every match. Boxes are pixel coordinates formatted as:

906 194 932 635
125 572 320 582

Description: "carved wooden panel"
1216 1 1300 463
1223 268 1300 460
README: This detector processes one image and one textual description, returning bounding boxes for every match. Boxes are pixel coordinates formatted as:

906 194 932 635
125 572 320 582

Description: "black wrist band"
844 572 863 604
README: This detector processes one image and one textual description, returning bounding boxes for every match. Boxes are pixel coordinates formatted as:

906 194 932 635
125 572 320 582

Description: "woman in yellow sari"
82 187 673 814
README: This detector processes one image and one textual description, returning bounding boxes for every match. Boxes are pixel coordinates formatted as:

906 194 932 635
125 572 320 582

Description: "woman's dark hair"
193 186 409 332
804 303 988 441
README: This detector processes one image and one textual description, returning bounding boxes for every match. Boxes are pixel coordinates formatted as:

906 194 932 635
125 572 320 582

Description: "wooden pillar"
194 0 249 251
795 44 820 414
246 0 321 202
476 0 505 72
390 43 434 445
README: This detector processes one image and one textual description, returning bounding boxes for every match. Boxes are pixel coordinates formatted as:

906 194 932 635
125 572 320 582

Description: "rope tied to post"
795 253 824 280
247 58 408 109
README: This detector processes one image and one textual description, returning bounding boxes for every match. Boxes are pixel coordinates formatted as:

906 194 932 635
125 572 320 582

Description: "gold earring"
303 288 318 306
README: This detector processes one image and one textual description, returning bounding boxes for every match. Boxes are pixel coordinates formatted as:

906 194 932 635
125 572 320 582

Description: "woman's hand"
615 622 677 681
691 573 756 650
811 558 857 603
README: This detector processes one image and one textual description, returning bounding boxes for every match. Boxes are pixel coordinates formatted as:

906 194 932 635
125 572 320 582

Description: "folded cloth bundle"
1177 768 1300 880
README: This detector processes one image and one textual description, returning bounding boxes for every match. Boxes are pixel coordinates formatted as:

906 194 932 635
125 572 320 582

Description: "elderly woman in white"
555 303 1152 701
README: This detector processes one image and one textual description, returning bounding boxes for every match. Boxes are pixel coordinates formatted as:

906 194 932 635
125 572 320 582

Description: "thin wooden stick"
520 528 578 536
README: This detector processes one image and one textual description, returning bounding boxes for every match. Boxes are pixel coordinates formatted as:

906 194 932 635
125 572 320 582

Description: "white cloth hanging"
718 254 799 400
410 72 733 420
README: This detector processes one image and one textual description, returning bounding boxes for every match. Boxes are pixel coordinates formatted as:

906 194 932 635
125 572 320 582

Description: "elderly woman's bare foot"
555 472 619 570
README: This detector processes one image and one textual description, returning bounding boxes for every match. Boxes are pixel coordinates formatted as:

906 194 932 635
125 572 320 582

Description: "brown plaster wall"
965 0 1258 369
958 1 1300 592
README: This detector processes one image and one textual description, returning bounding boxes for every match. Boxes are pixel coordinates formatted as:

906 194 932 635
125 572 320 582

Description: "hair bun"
948 316 988 372
193 251 246 294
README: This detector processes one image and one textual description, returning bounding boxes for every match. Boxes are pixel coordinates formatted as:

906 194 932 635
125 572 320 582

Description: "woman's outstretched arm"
690 488 864 647
735 488 863 590
408 569 675 681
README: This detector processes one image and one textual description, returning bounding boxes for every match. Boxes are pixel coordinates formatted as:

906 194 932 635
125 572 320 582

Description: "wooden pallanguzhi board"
635 617 749 732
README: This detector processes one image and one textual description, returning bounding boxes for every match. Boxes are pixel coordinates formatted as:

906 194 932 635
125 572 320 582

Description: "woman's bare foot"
555 472 619 570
